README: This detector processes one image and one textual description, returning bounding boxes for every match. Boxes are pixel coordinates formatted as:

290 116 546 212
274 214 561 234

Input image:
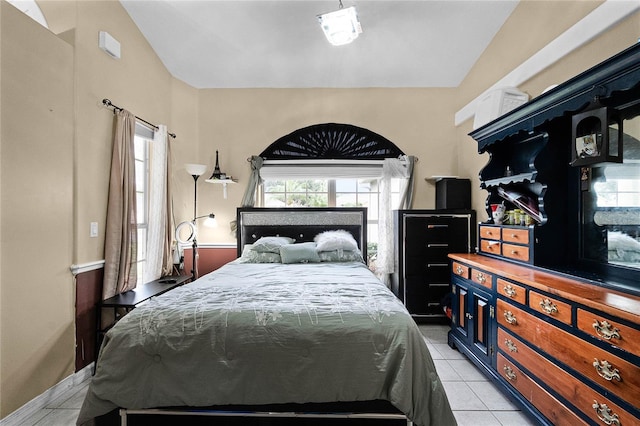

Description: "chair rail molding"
70 260 105 276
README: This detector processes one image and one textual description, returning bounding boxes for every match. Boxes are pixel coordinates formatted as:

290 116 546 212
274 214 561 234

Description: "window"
134 124 153 282
261 177 402 261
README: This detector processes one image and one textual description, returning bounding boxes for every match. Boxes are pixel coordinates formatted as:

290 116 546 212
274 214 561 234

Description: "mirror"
582 114 640 271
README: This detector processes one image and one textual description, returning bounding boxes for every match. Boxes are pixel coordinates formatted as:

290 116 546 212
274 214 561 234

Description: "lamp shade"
204 215 218 228
185 163 208 176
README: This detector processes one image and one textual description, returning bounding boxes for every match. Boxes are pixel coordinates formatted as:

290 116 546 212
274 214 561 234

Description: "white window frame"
259 174 402 251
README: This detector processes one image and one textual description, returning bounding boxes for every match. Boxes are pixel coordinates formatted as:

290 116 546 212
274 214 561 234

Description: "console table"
96 275 191 359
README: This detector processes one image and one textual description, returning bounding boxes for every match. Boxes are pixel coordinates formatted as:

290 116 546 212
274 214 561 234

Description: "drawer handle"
510 250 518 255
455 265 464 275
503 284 517 298
539 298 558 315
592 401 621 426
593 359 622 382
465 313 473 320
427 224 449 229
593 319 621 341
504 311 517 325
505 339 518 353
476 272 487 284
510 233 519 239
503 365 517 381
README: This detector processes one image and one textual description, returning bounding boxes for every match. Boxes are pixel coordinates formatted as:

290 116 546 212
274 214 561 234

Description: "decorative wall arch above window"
259 123 405 160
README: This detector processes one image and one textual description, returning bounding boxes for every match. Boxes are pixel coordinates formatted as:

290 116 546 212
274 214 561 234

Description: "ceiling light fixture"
317 1 362 46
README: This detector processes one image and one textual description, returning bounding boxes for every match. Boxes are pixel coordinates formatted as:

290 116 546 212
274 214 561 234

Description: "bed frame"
110 208 413 425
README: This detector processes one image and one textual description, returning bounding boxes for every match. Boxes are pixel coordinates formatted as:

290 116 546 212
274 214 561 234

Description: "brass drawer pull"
455 265 464 275
592 401 620 426
476 272 487 284
593 319 621 341
593 359 622 382
503 365 517 381
505 339 518 353
504 284 517 298
504 311 517 325
539 298 558 315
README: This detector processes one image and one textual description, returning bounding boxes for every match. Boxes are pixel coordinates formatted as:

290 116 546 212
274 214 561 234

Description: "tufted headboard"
236 207 367 259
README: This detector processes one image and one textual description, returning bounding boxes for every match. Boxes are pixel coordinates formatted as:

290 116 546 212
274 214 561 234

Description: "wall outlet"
90 222 98 238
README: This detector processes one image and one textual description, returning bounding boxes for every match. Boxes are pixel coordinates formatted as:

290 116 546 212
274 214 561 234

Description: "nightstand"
95 275 191 361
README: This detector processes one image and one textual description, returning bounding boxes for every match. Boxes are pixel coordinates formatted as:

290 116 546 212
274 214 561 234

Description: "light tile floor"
20 325 536 425
418 325 536 426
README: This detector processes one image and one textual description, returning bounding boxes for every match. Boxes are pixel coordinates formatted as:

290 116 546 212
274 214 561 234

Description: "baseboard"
0 363 94 426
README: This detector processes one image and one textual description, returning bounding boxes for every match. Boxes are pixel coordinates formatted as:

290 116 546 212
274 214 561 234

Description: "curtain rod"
102 99 176 139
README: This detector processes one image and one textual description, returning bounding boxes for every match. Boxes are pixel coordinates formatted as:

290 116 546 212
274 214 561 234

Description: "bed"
77 207 456 426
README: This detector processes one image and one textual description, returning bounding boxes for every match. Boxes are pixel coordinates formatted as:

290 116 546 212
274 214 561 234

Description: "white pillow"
314 230 359 252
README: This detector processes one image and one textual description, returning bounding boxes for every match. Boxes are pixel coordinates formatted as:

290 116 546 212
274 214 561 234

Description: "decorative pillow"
238 244 282 263
252 236 295 253
318 249 364 263
314 230 359 252
279 242 321 264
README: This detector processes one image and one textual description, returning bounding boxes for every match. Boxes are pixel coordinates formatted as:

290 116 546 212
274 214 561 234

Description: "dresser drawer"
479 225 501 240
479 239 501 256
497 299 640 405
497 353 587 426
502 242 530 262
577 309 640 356
498 329 636 426
470 268 492 290
451 261 469 279
501 228 530 245
497 278 526 305
528 291 572 325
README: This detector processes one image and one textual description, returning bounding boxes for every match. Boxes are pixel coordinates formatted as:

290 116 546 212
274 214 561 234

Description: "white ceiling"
120 0 519 89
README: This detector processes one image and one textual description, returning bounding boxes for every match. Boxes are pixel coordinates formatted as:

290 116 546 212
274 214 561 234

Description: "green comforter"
77 261 456 426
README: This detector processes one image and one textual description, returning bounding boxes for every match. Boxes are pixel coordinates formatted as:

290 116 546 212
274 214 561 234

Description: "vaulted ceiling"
119 0 519 89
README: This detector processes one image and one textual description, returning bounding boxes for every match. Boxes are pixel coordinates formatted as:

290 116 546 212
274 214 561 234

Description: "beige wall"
1 0 638 419
193 88 459 244
1 0 198 417
1 1 74 416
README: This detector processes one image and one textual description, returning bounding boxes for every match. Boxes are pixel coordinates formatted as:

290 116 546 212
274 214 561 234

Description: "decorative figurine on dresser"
448 44 640 426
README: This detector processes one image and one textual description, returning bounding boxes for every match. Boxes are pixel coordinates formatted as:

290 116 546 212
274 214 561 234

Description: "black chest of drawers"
392 210 475 321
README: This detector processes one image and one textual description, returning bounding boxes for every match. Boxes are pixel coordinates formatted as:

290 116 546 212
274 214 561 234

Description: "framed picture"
570 106 623 166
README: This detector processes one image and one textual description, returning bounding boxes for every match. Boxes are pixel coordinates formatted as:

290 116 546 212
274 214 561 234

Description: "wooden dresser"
449 45 640 426
449 253 640 425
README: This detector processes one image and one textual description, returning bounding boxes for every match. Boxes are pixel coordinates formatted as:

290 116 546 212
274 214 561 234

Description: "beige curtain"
102 109 138 299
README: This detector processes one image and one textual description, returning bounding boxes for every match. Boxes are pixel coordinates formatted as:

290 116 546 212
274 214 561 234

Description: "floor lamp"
180 163 217 280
